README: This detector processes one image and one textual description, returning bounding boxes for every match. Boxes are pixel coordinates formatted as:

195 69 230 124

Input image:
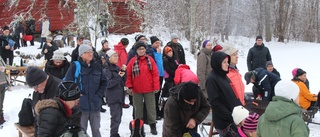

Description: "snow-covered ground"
0 34 319 137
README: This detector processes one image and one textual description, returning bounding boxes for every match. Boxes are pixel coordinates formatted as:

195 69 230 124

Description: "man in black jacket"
247 36 272 71
24 13 36 46
164 33 186 64
71 36 84 62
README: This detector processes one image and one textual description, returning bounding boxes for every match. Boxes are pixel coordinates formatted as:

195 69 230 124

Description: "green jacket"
257 96 309 137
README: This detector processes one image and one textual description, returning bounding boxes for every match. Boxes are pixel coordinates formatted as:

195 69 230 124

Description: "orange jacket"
227 67 245 105
292 80 317 109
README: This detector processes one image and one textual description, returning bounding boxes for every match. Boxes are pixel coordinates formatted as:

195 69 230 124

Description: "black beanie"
58 81 80 101
134 41 146 51
256 36 263 41
179 82 199 101
135 34 145 42
150 36 160 45
120 38 129 46
26 66 47 87
3 26 9 31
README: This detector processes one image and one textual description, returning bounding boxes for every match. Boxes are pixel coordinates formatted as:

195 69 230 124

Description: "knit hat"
243 113 260 132
232 106 249 125
3 26 9 31
51 50 65 60
78 44 92 56
244 71 253 85
164 46 172 54
101 39 108 45
120 38 129 46
26 66 47 87
179 82 199 101
135 34 145 42
266 61 273 68
213 45 223 52
77 35 84 40
202 40 211 48
256 36 263 41
292 68 306 77
106 50 117 58
58 81 80 101
171 33 179 40
221 45 238 56
150 36 160 45
274 80 299 101
83 39 91 45
46 36 53 40
134 41 146 51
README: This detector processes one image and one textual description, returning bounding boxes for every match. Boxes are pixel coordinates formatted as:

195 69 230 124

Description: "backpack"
18 98 34 126
129 119 145 137
60 124 89 137
64 61 82 90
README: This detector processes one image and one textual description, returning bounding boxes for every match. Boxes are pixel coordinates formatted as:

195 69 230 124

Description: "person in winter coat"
291 68 318 109
98 39 110 56
98 10 108 37
206 51 242 136
247 36 272 71
104 50 126 137
127 34 147 64
10 15 24 48
244 68 281 101
164 33 186 64
41 36 59 60
257 80 309 137
265 61 280 78
126 41 160 135
0 56 8 124
232 106 259 137
44 50 70 79
114 38 129 68
174 64 199 85
39 16 50 49
35 81 80 137
222 45 245 105
24 13 35 46
64 44 107 137
162 46 179 97
0 26 17 65
148 36 164 120
197 40 213 98
71 36 84 62
162 82 210 137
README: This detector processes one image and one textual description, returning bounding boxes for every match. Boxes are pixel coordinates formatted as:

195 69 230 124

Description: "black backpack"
129 119 145 137
18 98 34 126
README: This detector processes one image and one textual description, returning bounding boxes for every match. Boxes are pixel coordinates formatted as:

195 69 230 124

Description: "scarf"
132 55 152 78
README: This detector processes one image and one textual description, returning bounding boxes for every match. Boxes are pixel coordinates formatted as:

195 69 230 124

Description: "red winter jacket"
174 64 199 85
126 55 160 93
114 42 128 68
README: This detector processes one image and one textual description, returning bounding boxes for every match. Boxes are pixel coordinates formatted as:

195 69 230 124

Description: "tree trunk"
264 0 271 42
277 0 285 42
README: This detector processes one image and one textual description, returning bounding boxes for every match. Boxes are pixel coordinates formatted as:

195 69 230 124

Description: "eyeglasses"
137 47 146 51
84 51 93 54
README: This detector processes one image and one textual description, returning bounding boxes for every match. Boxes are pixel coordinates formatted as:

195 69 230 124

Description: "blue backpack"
64 61 82 90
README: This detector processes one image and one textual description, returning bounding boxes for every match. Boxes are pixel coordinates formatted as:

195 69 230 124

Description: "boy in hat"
41 36 59 60
45 50 70 79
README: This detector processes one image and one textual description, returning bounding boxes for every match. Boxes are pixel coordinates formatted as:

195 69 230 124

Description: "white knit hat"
51 50 65 60
78 44 92 56
232 105 249 125
221 44 238 56
275 80 299 101
106 50 117 58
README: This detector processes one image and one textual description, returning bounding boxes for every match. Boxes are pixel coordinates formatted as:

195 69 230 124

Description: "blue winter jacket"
149 47 164 77
64 58 107 112
253 68 281 101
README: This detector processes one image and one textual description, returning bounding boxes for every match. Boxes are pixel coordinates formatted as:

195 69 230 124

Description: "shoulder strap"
74 61 82 90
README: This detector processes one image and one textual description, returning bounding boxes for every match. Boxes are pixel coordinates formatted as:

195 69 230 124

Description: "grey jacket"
197 48 212 90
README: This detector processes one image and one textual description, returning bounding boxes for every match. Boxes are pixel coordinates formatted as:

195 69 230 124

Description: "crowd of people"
0 24 320 137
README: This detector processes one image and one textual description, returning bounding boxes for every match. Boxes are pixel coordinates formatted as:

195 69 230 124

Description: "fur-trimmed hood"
34 99 59 115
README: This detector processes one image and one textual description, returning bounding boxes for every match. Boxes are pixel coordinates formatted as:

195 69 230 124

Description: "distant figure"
165 33 186 64
99 10 108 37
265 61 280 77
39 16 51 49
0 26 17 65
197 40 213 98
98 39 110 56
162 46 179 97
257 80 309 137
174 64 199 85
41 36 59 60
247 36 272 71
45 50 70 79
24 13 35 46
114 38 129 68
11 15 24 48
71 36 85 62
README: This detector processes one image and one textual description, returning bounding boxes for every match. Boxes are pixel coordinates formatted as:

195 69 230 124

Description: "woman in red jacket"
126 41 160 135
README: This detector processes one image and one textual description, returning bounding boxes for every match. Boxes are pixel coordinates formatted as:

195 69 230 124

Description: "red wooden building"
0 0 145 34
0 0 75 33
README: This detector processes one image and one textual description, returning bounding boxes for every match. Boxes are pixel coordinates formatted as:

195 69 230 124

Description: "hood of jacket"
114 42 126 50
177 64 190 70
210 52 230 76
46 58 69 68
169 83 200 109
254 43 265 50
35 98 60 115
264 96 302 122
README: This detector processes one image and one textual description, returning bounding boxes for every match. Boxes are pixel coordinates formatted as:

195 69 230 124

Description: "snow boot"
150 123 157 135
